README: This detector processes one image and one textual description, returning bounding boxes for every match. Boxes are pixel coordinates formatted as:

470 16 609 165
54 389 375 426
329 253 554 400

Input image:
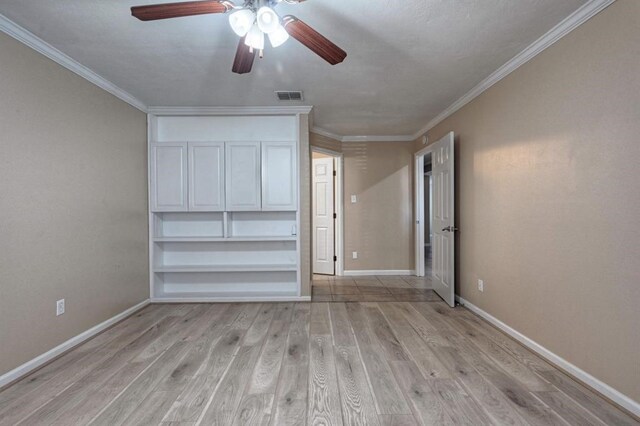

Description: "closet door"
262 141 297 211
188 142 225 211
150 143 188 212
225 141 261 211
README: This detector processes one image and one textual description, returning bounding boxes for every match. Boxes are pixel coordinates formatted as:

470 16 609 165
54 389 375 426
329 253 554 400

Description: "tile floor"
311 274 440 302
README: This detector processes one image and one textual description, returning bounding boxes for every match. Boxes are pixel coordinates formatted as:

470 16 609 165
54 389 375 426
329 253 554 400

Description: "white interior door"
312 157 335 275
432 132 456 307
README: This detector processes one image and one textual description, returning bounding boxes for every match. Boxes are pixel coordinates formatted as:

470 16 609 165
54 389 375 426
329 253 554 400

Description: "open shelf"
153 264 297 273
153 236 297 242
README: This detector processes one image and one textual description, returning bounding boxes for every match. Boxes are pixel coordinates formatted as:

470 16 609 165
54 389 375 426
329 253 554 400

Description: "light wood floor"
1 300 637 425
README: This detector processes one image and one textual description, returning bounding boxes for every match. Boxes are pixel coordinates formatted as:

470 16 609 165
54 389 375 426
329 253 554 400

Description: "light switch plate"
351 195 357 203
478 280 484 292
352 251 358 259
56 299 65 316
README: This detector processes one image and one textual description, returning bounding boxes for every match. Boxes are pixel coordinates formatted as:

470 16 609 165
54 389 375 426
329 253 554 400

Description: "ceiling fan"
131 0 347 74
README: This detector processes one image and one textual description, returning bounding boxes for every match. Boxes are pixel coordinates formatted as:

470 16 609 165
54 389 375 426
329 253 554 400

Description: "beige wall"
0 33 149 376
342 142 414 271
424 0 640 402
309 134 415 273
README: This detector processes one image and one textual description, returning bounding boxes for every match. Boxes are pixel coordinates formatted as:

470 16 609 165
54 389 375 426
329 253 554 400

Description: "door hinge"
333 213 337 219
334 256 337 262
333 170 337 176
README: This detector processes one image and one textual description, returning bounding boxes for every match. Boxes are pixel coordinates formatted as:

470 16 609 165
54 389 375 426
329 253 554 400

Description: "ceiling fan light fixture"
256 6 280 33
268 24 289 47
244 22 265 50
229 8 255 37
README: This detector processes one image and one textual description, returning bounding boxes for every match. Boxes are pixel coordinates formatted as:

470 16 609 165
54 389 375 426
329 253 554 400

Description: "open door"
312 157 335 275
432 132 456 307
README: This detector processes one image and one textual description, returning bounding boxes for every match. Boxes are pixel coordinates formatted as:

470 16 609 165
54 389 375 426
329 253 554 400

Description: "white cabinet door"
262 141 297 211
188 142 225 211
225 141 261 211
150 143 188 212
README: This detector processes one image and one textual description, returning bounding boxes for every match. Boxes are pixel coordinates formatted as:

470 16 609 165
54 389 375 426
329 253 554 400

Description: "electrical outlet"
351 195 357 203
352 251 358 259
56 299 65 316
478 280 484 292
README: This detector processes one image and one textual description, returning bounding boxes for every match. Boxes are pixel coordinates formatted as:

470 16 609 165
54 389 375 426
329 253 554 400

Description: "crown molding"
148 106 313 116
0 13 147 112
311 126 415 143
410 0 616 139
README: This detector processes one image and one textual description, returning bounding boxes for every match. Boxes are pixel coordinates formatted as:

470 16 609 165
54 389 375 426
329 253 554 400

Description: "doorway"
311 147 344 276
415 132 456 307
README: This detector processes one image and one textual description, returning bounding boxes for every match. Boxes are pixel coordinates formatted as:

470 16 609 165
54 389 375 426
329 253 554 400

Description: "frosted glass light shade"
229 9 255 37
268 24 289 48
256 6 280 34
244 23 265 50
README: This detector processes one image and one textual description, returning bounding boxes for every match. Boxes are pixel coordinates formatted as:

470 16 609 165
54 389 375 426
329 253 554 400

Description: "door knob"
442 226 459 232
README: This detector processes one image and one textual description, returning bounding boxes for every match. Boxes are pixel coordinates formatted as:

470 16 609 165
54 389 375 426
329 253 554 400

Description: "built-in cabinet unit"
148 113 303 301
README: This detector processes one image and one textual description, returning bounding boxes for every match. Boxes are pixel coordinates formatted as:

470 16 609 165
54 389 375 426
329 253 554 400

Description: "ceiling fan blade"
232 37 256 74
131 1 231 21
282 15 346 65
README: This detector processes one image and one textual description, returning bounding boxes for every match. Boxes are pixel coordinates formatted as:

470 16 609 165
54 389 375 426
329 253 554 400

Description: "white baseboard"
151 296 311 303
456 296 640 418
343 270 414 277
0 299 150 389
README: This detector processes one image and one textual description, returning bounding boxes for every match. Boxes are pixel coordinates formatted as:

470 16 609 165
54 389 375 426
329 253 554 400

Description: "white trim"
343 270 414 276
456 296 640 418
151 296 311 303
0 299 150 389
148 106 313 116
411 0 616 139
0 14 147 112
310 126 343 142
342 135 416 143
311 127 415 143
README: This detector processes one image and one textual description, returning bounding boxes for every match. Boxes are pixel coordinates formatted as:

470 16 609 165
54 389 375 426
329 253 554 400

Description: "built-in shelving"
148 114 302 301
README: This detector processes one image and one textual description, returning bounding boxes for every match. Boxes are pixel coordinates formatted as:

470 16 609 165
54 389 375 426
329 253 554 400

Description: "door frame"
311 147 344 276
414 144 434 277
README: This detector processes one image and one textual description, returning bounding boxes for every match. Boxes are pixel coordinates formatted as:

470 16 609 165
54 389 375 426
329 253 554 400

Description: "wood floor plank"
389 361 454 425
534 391 607 426
0 300 635 426
413 302 554 392
163 304 265 423
0 304 168 415
270 303 310 426
539 369 639 426
363 305 411 361
430 378 495 425
246 304 294 395
232 393 274 426
307 334 343 425
89 341 193 425
378 414 419 426
16 314 185 425
333 345 381 426
197 343 264 425
377 302 452 379
345 303 411 415
329 302 357 347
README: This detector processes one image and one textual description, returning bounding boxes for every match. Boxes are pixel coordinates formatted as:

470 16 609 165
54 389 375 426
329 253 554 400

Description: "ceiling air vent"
275 91 304 101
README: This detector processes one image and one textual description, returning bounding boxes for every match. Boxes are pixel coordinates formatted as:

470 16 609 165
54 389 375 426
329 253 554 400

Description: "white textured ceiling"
0 0 586 136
